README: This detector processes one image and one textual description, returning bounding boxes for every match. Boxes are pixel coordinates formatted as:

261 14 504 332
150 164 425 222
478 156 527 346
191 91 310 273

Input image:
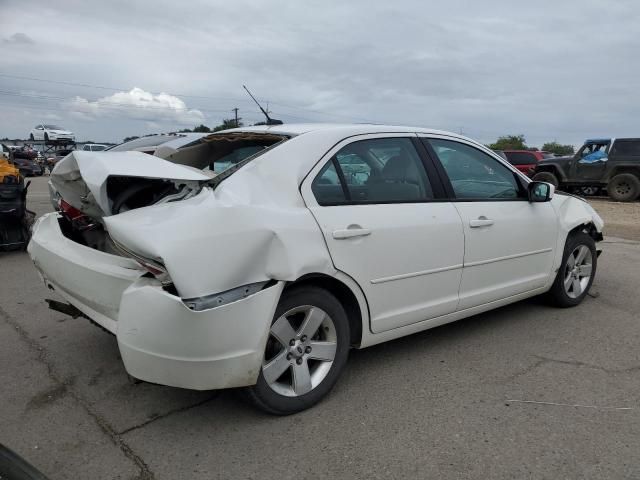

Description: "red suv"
503 150 553 176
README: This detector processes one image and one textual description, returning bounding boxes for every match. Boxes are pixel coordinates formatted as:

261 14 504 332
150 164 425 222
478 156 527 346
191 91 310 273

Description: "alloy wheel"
563 245 593 299
262 305 337 397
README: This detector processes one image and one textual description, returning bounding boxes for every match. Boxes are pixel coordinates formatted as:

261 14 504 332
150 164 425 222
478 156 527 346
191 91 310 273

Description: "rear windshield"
166 132 288 186
505 151 537 165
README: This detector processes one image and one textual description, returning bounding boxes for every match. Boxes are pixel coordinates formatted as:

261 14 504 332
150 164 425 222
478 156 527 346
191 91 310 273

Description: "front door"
423 136 558 310
573 141 611 181
302 135 464 334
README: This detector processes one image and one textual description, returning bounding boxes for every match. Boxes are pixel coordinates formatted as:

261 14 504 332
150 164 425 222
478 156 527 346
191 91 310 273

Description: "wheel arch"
283 272 369 347
536 164 564 180
568 221 602 242
607 166 640 181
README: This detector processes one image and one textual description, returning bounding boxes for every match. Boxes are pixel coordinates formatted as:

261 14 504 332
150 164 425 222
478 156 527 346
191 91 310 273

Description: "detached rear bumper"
29 212 284 390
118 278 283 390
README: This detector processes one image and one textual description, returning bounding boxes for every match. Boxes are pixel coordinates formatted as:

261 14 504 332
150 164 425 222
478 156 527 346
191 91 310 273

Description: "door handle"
332 227 372 239
469 216 494 228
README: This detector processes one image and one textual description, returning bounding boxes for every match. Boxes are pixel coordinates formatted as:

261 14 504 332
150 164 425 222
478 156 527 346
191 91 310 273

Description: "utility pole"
232 108 239 127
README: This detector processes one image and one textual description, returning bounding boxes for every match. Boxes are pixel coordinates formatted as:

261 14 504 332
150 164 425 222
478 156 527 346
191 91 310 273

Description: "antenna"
242 85 283 125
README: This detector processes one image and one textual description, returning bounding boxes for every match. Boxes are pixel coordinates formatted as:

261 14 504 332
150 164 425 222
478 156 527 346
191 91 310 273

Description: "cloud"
67 88 205 125
1 0 639 144
3 32 35 44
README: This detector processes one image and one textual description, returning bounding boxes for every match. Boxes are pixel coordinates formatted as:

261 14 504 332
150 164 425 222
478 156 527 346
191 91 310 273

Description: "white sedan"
29 124 75 142
28 124 603 414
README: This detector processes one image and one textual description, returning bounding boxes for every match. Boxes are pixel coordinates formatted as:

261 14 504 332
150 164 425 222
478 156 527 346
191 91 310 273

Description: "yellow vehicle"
0 156 21 183
1 156 34 251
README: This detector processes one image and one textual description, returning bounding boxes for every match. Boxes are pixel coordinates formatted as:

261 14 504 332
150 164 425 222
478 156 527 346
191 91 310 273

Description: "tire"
547 231 597 308
44 133 49 142
29 133 34 141
245 285 350 415
607 173 640 202
532 171 559 189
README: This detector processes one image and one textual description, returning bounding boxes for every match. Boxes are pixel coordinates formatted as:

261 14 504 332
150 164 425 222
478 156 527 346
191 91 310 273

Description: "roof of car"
224 123 459 138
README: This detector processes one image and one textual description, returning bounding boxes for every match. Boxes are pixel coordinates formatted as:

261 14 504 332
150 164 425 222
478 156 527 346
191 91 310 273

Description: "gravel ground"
589 198 640 241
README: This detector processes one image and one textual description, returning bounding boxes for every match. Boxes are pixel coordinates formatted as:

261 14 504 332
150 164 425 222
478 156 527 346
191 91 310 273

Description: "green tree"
541 141 574 155
213 118 243 132
487 135 527 150
193 124 211 133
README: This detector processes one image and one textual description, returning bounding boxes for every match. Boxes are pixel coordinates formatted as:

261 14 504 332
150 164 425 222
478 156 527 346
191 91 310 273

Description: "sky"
1 0 639 147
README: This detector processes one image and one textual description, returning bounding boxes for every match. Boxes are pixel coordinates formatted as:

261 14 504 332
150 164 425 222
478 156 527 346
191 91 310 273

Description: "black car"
532 138 640 201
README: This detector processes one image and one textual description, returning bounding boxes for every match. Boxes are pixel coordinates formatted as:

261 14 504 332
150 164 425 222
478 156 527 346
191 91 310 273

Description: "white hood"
51 151 210 216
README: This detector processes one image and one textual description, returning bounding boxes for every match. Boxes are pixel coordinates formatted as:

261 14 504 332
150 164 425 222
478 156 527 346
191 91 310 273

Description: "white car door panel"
302 134 464 334
312 203 464 333
454 201 557 309
423 136 559 310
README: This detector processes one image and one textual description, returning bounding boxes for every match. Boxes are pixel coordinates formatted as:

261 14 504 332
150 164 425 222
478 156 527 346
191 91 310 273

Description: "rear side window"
428 139 523 200
312 137 434 205
505 152 537 165
611 140 640 156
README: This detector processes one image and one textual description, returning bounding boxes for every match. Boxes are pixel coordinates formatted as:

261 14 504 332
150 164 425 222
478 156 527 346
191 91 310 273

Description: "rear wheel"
532 171 559 189
607 173 640 202
547 231 597 307
245 286 350 415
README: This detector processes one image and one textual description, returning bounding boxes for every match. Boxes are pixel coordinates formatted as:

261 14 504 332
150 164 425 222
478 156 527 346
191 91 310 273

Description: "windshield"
43 125 64 130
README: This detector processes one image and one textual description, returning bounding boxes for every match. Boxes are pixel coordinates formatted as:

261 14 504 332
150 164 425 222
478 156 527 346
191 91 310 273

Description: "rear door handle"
332 228 372 239
469 216 494 228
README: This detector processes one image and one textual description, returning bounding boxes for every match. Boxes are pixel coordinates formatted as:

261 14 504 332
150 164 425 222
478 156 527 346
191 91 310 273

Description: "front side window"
578 141 610 163
312 137 434 205
428 139 522 200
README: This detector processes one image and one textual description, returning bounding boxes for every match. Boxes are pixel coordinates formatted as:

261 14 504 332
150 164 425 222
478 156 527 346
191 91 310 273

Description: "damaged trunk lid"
50 150 211 219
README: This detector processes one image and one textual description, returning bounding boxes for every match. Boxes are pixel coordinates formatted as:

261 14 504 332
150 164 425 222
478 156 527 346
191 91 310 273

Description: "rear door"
301 134 464 334
422 136 558 310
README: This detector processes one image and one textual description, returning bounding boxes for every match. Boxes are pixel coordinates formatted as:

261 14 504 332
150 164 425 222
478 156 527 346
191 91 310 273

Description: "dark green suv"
532 138 640 201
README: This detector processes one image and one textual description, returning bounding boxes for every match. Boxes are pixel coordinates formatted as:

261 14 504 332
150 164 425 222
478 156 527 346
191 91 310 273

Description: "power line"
0 72 374 123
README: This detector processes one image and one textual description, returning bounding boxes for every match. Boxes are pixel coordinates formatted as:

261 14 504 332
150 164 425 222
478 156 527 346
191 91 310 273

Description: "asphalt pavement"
1 176 639 479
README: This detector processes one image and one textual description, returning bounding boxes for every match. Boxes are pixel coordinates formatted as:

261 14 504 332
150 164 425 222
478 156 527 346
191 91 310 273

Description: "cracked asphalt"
1 176 639 479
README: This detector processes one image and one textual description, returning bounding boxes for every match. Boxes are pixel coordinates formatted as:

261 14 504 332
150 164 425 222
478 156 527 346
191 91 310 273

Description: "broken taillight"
58 198 96 231
111 239 171 284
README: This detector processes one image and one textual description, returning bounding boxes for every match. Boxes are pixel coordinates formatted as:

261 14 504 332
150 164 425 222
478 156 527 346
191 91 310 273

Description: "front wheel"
547 231 597 307
44 133 49 142
245 286 350 415
29 133 34 141
532 171 559 189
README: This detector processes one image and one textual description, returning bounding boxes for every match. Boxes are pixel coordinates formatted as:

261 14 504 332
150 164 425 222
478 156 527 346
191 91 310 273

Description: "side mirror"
528 181 554 202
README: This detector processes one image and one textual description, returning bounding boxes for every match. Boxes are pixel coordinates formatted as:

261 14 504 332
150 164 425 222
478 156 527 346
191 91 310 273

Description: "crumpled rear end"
28 213 144 332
